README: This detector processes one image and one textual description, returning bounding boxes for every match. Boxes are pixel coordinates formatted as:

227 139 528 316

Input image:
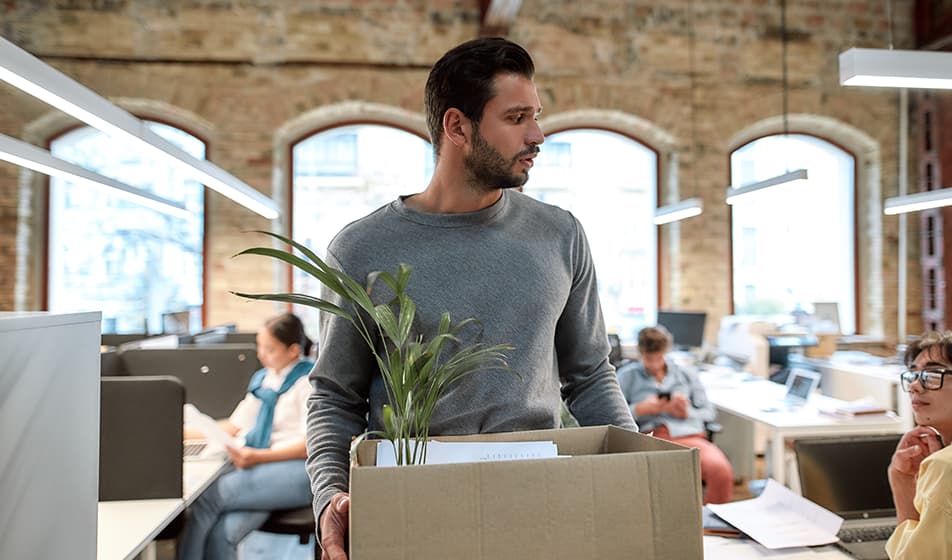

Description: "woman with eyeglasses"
886 331 952 559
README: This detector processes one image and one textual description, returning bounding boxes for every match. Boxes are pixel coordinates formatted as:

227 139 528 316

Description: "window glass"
524 128 658 343
291 124 434 338
49 122 206 334
730 134 855 334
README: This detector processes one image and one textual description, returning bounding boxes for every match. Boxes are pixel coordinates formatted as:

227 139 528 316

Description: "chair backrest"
100 348 127 376
100 376 184 501
119 345 260 419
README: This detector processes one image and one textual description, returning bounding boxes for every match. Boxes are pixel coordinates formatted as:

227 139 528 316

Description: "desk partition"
1 312 100 560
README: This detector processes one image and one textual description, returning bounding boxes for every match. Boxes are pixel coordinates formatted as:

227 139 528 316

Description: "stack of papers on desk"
708 479 843 549
818 397 889 417
376 440 559 466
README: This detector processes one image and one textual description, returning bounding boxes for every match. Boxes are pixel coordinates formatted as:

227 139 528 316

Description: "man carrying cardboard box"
305 37 638 560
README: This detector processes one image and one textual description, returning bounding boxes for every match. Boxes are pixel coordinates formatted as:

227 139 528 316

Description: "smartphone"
657 391 671 401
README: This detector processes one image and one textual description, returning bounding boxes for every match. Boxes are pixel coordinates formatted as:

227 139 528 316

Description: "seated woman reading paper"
179 312 315 560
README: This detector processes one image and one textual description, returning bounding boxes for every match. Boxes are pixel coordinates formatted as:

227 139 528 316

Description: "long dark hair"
424 37 535 157
264 313 313 357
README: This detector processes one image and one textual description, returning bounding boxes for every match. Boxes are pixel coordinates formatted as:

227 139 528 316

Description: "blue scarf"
243 360 313 449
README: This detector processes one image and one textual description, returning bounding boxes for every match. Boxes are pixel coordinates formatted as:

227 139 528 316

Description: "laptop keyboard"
838 525 895 543
184 441 207 457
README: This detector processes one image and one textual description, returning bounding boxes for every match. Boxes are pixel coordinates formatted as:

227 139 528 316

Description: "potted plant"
232 230 514 465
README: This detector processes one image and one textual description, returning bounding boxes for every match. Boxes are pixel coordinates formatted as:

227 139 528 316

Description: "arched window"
291 123 434 337
730 134 856 334
48 121 206 334
524 128 658 343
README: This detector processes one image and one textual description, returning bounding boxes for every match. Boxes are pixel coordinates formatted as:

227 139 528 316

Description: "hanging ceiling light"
725 0 808 204
726 169 808 205
0 37 279 220
884 187 952 215
0 133 192 219
654 0 704 226
840 48 952 90
653 198 703 225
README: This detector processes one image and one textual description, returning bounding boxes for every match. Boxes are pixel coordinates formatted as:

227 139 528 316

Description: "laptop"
762 368 821 412
794 434 902 560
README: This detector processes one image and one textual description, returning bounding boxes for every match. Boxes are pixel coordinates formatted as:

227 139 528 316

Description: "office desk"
98 459 228 560
814 358 912 431
701 368 904 488
704 536 851 559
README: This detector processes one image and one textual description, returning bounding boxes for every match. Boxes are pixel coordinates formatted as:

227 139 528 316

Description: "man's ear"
442 108 471 149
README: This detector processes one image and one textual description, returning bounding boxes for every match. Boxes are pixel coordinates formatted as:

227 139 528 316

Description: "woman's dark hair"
904 330 952 367
424 37 535 156
264 313 313 357
638 326 673 355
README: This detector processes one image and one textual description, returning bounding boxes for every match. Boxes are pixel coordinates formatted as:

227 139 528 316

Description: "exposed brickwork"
0 0 921 341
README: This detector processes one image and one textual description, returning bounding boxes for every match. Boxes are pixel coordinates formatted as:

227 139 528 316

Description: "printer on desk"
716 315 818 383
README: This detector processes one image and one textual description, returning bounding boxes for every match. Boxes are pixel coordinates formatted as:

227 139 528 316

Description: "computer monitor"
656 310 707 350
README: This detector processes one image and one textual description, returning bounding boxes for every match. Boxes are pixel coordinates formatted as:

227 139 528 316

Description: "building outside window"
524 128 658 343
49 122 206 334
730 133 856 334
291 124 434 338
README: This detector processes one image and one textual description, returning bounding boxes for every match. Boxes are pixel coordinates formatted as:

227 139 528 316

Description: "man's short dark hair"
638 326 673 355
424 37 535 156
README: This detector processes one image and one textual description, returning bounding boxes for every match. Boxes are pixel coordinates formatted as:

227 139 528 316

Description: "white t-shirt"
229 359 312 450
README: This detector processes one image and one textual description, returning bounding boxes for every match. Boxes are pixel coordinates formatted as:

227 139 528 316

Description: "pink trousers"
651 425 735 504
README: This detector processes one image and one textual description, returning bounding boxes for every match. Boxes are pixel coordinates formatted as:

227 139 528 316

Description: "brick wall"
0 0 922 341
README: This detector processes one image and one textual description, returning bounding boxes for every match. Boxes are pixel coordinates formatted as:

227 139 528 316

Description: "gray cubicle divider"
100 348 126 376
118 344 261 419
100 376 184 501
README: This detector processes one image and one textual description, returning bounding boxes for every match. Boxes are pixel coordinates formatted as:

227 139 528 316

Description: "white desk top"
97 499 184 560
704 536 851 559
97 459 227 560
700 368 903 433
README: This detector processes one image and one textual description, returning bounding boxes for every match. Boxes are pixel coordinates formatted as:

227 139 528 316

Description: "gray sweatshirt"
305 189 637 522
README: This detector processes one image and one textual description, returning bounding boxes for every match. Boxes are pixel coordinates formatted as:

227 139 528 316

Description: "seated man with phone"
616 326 734 503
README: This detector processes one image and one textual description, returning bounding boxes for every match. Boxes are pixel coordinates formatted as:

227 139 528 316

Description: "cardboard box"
350 425 702 560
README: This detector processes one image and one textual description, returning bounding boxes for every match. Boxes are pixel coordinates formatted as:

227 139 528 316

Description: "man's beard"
463 128 538 192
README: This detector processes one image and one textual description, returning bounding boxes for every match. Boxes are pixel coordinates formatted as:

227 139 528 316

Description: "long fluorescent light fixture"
839 48 952 90
726 169 808 205
884 187 952 215
0 37 279 219
653 197 703 225
0 133 191 219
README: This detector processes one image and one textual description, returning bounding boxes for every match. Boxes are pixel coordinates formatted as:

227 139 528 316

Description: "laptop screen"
785 368 819 402
795 434 901 518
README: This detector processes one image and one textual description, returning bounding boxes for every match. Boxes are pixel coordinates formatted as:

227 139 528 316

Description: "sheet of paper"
707 479 843 549
183 403 239 450
376 440 559 467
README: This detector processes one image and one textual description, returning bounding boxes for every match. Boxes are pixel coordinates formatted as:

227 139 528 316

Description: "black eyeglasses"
900 368 952 392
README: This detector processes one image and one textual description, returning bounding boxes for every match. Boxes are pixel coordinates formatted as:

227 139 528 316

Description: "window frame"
43 117 211 327
726 131 860 332
531 124 663 337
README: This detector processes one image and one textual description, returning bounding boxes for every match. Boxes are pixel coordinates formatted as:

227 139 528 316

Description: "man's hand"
321 492 350 560
665 393 689 419
634 395 665 417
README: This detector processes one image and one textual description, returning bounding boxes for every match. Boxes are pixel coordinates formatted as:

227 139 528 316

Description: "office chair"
258 506 318 560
